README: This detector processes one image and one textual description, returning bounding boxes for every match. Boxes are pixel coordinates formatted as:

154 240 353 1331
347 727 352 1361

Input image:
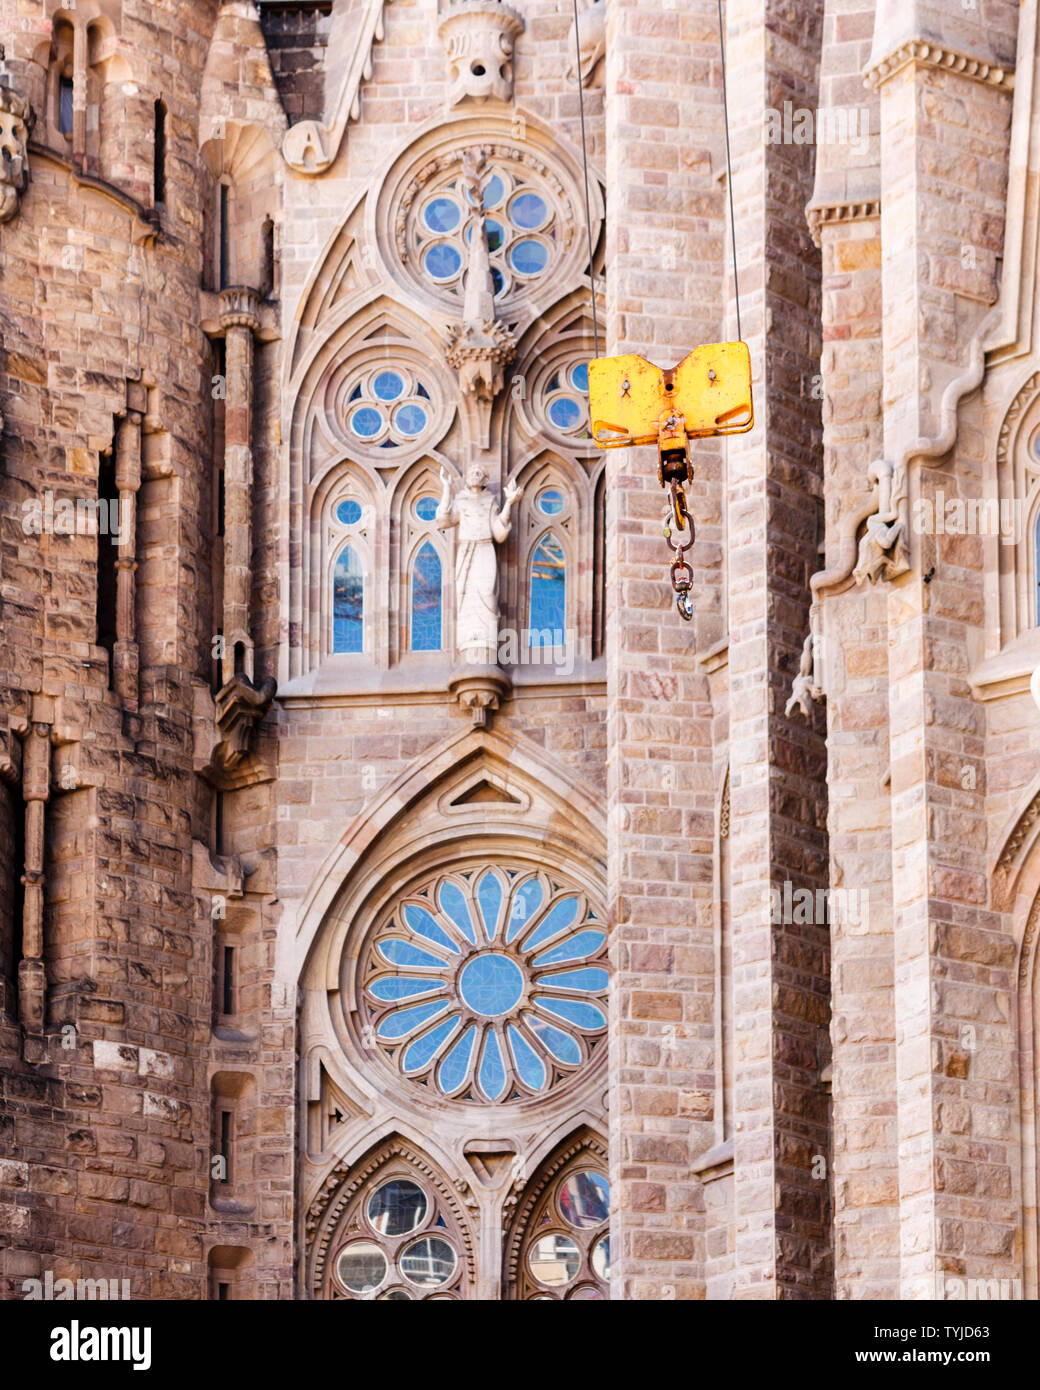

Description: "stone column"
72 20 87 170
113 409 142 709
18 717 51 1035
219 287 260 687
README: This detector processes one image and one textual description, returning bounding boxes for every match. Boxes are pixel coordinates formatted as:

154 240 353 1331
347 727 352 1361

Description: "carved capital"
219 285 261 334
864 40 1013 93
438 0 524 106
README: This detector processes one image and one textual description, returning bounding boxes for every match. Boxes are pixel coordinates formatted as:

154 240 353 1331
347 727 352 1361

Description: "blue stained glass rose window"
394 403 428 437
359 866 606 1103
548 397 583 431
333 543 364 653
415 495 439 521
570 362 589 394
423 242 463 281
423 196 462 234
509 192 549 229
410 541 442 652
510 238 549 276
336 499 362 525
373 370 405 401
350 406 383 439
536 489 565 516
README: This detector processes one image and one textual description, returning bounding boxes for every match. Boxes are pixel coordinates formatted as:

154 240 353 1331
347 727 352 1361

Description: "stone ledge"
969 627 1040 702
805 198 881 248
864 40 1014 93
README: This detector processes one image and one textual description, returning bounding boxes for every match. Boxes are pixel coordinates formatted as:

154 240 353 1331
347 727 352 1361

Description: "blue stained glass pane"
538 966 608 994
508 1024 547 1091
402 1016 460 1072
478 1030 507 1100
437 881 476 944
570 362 589 393
491 267 504 296
415 495 439 521
369 976 447 1002
416 382 430 400
336 499 362 525
373 370 405 401
529 534 566 647
548 396 583 431
423 196 461 233
532 929 606 968
378 938 450 969
348 383 363 401
509 192 549 229
350 405 383 438
537 488 564 515
459 953 524 1016
376 999 450 1040
476 872 503 940
509 237 549 276
410 541 442 652
394 403 428 437
333 544 363 653
522 896 580 952
423 242 462 280
483 175 505 209
438 1024 477 1092
505 879 545 944
534 995 606 1030
526 1015 581 1066
403 903 459 953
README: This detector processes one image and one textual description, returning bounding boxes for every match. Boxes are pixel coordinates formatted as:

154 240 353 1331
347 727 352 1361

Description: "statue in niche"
437 464 522 665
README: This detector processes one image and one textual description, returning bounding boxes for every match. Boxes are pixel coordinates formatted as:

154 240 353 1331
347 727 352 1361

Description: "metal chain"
662 478 694 620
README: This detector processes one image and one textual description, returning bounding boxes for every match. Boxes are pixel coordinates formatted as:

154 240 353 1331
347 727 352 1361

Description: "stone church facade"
0 0 1038 1301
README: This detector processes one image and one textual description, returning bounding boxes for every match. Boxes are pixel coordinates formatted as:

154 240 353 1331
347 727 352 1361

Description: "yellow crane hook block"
587 341 754 448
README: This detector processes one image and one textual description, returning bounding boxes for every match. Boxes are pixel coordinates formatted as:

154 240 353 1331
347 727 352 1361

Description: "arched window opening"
510 1158 611 1300
58 74 74 137
529 533 566 647
153 99 166 205
333 543 364 654
410 541 442 652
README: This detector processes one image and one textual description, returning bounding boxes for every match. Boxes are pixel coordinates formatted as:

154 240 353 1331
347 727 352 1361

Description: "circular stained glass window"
337 1241 387 1294
400 1236 457 1288
380 1289 412 1301
423 242 463 281
415 495 439 521
510 238 549 276
467 219 504 252
570 362 589 394
373 371 405 402
423 196 461 234
591 1234 610 1281
558 1171 610 1229
350 406 383 439
394 403 428 438
336 499 363 526
536 489 565 516
548 397 583 431
509 192 549 230
465 173 505 209
367 1179 428 1237
528 1235 580 1287
570 1285 605 1300
491 267 505 296
358 865 607 1104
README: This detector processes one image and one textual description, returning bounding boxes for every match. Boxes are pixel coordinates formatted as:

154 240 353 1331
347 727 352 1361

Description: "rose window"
357 866 608 1104
543 361 590 437
338 366 433 449
411 164 560 302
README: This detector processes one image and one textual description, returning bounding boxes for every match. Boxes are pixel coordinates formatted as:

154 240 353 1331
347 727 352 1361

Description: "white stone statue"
437 464 522 665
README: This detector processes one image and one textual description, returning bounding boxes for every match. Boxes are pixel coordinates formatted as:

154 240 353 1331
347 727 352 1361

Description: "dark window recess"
592 469 606 661
96 453 119 681
217 1283 230 1301
58 76 74 136
222 945 235 1016
153 99 166 205
219 1110 231 1182
260 216 275 299
213 789 224 856
219 184 230 290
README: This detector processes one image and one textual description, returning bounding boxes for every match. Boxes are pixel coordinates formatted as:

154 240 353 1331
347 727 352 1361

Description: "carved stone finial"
438 0 524 106
0 74 35 226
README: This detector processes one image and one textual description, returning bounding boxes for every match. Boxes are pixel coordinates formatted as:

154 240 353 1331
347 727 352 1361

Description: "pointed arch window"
410 541 443 652
529 533 566 647
333 543 364 653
